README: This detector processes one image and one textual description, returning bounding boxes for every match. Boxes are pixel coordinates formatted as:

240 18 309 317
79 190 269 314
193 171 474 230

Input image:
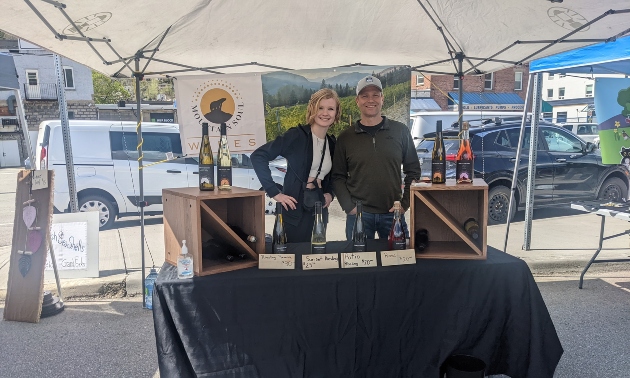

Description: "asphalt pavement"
1 167 630 377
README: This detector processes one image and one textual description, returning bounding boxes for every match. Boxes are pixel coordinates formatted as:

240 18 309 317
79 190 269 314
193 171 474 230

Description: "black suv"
417 119 629 224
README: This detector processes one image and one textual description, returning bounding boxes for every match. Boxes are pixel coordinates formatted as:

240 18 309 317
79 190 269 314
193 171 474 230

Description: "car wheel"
260 184 283 214
597 177 628 202
79 195 117 230
488 185 516 225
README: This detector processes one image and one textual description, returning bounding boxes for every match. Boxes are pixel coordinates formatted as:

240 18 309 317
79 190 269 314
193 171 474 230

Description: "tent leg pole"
134 59 147 308
524 73 543 251
503 73 534 253
456 52 464 130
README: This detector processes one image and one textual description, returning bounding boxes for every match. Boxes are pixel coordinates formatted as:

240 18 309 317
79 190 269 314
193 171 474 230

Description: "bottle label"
273 244 287 254
199 166 214 189
456 160 473 183
217 166 232 187
431 161 446 183
312 244 326 254
353 243 367 252
392 240 406 250
178 256 194 278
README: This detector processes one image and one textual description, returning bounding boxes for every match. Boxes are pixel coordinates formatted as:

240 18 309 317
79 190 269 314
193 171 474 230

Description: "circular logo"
63 12 112 35
193 79 242 125
548 7 589 31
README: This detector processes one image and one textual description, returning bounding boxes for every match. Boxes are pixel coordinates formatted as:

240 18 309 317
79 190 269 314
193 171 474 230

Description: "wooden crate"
410 179 488 259
163 186 265 276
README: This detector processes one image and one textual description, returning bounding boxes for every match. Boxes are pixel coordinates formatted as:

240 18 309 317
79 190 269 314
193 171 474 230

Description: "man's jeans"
345 211 409 241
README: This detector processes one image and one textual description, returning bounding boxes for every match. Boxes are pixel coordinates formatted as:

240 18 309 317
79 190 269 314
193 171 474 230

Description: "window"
67 111 74 119
561 124 573 131
110 131 183 162
453 75 460 89
542 112 553 121
577 124 598 135
585 84 593 97
504 128 532 150
514 72 523 91
547 89 553 99
556 111 568 123
416 75 425 86
25 70 39 86
558 87 565 99
484 73 493 90
548 73 554 80
542 128 582 153
558 73 566 78
63 66 74 89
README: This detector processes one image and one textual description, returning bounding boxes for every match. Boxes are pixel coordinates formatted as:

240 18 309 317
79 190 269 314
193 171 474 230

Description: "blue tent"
530 36 630 75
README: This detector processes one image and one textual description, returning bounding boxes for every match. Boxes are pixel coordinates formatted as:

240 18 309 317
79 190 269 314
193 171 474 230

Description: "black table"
153 241 562 378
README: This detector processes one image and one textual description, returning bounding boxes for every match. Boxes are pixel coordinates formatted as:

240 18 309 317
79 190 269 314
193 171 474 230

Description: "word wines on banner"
174 74 266 156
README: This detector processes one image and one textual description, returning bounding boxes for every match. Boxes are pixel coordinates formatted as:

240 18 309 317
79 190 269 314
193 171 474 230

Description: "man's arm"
332 136 354 213
401 128 421 211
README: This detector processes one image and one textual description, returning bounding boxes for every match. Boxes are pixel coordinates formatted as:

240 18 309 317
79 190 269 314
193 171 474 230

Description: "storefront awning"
448 92 524 111
410 98 441 111
0 53 18 90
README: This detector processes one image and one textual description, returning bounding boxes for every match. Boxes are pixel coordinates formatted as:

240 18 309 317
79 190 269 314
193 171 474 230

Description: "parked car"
417 119 629 224
557 122 600 145
36 120 285 229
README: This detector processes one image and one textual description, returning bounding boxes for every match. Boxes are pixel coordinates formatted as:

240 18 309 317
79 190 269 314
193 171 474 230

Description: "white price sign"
302 253 339 270
380 249 417 266
259 254 295 269
341 252 378 268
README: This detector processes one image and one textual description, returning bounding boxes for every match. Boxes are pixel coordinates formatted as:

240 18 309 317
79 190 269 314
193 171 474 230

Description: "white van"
35 120 285 229
556 122 600 145
410 111 531 147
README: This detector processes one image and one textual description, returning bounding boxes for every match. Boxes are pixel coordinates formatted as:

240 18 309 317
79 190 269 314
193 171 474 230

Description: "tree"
92 71 130 104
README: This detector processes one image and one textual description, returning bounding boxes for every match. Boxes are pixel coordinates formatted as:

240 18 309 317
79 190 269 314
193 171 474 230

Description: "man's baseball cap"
356 75 383 95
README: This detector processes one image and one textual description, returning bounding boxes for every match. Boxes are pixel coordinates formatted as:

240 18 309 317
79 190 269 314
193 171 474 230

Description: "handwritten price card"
380 249 417 266
259 254 295 269
32 170 48 190
341 252 377 269
302 253 340 270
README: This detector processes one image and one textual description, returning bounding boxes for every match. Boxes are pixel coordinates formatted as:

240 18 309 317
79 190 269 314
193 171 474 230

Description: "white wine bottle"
217 122 232 190
311 201 326 254
352 200 366 252
273 202 288 253
199 123 215 191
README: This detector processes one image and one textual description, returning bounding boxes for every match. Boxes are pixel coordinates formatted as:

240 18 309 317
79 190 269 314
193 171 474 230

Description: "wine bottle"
273 202 288 254
311 201 326 254
464 218 480 240
431 120 446 184
199 123 215 191
388 201 406 250
228 224 257 243
217 122 232 190
352 200 366 252
202 238 247 261
456 121 473 184
415 229 429 252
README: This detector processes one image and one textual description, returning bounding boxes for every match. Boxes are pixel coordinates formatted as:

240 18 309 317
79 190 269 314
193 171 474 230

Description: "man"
332 75 421 240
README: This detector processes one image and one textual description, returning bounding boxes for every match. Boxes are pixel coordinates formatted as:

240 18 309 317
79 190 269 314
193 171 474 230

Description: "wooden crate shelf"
410 179 488 259
163 186 265 276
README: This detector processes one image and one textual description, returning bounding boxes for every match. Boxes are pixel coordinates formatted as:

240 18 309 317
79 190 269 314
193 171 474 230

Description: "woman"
251 88 340 242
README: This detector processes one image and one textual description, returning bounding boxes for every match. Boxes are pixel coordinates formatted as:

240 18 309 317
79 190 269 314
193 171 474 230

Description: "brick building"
411 65 531 112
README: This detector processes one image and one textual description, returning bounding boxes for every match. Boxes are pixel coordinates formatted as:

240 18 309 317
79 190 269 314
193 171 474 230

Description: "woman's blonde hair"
305 88 341 125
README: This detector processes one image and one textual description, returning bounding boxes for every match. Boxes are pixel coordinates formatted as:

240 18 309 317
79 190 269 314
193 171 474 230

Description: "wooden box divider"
199 201 257 260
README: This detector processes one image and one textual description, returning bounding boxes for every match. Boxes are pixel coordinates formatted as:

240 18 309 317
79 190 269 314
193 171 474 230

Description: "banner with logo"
593 78 630 165
175 74 266 156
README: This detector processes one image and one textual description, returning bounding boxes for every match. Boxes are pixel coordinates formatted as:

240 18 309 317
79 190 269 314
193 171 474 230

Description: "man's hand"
348 206 357 215
323 193 333 208
273 193 298 210
389 205 406 213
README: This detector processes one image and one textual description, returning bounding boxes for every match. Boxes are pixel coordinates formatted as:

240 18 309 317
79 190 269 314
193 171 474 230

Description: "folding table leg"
579 215 605 289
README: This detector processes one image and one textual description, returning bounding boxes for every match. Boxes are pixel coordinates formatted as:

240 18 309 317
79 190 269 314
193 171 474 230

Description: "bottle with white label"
177 240 194 279
311 201 326 254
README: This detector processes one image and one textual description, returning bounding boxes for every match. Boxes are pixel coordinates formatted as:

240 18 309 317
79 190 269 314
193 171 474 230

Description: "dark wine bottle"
311 202 326 254
199 123 215 191
273 202 288 254
202 239 236 262
228 224 257 243
388 201 406 250
217 122 232 190
431 120 446 184
456 121 473 183
415 229 429 252
464 218 480 240
352 200 366 252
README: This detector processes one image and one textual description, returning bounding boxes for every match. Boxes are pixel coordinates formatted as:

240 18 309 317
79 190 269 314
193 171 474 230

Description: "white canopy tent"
2 0 630 306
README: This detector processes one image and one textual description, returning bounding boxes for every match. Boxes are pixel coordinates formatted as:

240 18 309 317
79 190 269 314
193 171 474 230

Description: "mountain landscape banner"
593 78 630 165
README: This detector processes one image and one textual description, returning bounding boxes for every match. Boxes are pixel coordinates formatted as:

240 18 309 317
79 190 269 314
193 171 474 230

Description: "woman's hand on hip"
273 193 297 211
323 193 333 208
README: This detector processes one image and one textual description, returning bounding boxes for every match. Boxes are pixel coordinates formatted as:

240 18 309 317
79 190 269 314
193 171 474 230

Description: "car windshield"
416 139 459 154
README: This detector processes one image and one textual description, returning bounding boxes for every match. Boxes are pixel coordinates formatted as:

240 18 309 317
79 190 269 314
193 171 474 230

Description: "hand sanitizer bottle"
177 240 193 279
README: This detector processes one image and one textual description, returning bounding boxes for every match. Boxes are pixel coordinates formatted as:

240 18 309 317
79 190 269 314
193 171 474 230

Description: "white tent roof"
1 1 629 77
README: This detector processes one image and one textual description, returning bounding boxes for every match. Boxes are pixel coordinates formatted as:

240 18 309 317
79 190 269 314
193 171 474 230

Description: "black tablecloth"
153 242 562 378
